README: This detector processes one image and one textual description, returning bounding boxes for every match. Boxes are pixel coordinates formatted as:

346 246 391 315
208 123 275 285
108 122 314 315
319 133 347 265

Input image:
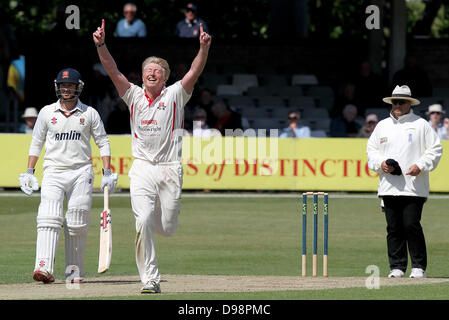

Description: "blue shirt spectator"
115 3 147 38
175 3 209 38
279 111 311 138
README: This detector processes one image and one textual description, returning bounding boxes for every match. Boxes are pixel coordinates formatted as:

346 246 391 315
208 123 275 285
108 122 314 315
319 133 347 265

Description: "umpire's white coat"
367 110 442 197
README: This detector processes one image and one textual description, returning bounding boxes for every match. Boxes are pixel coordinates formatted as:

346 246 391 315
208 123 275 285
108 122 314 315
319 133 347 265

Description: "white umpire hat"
382 85 420 106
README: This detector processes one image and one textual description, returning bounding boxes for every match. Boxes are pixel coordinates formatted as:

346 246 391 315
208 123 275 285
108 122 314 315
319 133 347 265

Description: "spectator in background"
357 113 378 138
392 54 432 97
330 104 361 137
7 54 25 103
87 63 118 125
196 88 216 127
115 3 147 38
426 104 449 140
331 82 357 118
354 61 385 114
191 108 219 137
279 110 311 138
19 107 38 134
175 3 209 38
212 100 242 135
106 100 131 134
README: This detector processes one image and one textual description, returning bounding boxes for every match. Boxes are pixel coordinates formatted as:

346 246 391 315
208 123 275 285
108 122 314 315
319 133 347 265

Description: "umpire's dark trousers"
383 196 427 271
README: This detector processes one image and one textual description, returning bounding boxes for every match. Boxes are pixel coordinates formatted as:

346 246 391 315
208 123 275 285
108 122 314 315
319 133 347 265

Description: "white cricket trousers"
129 159 183 284
34 165 94 276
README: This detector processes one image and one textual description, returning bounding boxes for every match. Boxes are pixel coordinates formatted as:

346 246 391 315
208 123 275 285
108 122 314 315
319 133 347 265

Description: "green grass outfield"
1 192 449 300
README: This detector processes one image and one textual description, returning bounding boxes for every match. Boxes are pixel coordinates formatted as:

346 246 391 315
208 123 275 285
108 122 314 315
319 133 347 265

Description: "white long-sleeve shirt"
29 100 111 170
429 120 449 140
367 110 442 197
120 81 191 163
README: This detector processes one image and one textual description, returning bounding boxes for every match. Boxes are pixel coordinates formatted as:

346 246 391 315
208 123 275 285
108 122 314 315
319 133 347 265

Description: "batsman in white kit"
93 19 211 293
19 68 118 283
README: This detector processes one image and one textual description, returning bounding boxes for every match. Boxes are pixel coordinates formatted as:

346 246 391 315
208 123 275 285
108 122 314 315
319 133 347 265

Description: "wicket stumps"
301 192 328 277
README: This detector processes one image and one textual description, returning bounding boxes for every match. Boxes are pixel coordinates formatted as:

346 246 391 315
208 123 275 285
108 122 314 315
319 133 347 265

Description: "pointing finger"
199 23 203 34
101 19 105 30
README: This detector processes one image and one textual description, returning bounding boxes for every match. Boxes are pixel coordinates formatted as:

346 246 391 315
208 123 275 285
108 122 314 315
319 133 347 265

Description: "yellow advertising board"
1 134 447 192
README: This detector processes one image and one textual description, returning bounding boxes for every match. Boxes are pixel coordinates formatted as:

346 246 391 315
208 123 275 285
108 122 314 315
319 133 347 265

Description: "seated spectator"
191 108 219 137
354 61 386 113
175 3 209 38
114 3 147 38
86 63 118 124
212 100 243 136
195 88 216 127
392 54 432 97
357 113 378 138
331 82 357 118
279 110 311 138
426 104 449 140
106 100 131 134
19 107 38 134
330 104 361 137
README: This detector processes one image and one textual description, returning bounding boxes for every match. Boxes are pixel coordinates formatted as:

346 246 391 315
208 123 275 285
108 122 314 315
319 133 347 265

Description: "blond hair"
142 56 170 80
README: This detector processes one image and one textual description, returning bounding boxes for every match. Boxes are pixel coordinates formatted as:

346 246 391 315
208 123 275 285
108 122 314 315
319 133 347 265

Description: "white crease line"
0 192 448 199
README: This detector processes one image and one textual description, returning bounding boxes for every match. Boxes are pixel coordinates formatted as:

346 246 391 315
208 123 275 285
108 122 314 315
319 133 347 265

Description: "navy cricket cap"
55 68 82 84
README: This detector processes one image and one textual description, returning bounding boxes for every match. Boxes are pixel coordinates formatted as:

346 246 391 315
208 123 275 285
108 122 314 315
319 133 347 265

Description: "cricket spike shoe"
409 268 426 278
388 269 405 278
141 280 161 294
33 269 55 284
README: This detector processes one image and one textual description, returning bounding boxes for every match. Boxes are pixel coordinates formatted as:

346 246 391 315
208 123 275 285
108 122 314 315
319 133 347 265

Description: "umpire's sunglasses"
391 99 408 105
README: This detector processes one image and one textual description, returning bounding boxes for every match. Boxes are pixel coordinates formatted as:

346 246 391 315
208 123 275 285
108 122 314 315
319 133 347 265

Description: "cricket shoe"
71 277 84 283
33 269 55 284
409 268 426 278
388 269 405 278
141 280 161 294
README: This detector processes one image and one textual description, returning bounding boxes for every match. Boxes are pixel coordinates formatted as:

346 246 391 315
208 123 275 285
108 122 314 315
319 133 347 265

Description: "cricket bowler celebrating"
19 68 118 283
92 19 211 293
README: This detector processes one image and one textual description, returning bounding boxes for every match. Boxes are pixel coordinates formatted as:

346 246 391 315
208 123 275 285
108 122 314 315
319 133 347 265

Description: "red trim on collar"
144 90 154 107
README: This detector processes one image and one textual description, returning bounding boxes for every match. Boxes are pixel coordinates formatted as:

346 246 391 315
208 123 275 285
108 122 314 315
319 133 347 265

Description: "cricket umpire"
367 85 442 278
19 68 118 283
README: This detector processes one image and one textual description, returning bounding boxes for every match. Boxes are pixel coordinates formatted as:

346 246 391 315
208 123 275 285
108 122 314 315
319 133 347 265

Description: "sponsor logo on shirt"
80 118 85 125
141 119 158 125
157 102 166 110
51 117 57 125
380 137 388 144
55 130 81 141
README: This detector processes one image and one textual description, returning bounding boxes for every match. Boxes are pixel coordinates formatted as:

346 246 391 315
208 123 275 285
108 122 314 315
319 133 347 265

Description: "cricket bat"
98 185 112 273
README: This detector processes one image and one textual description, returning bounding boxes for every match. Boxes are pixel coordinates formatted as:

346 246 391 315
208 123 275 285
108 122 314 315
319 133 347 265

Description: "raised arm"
181 23 211 95
93 19 130 97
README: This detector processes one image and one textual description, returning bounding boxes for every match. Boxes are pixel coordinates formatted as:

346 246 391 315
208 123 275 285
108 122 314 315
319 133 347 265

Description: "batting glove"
19 168 40 196
101 169 118 193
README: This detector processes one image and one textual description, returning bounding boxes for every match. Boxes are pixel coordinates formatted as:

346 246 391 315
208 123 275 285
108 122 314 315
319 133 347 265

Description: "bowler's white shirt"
29 100 111 170
367 110 442 197
120 81 191 163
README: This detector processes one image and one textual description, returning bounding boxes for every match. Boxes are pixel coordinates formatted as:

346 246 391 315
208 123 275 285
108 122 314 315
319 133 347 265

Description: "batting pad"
36 199 64 229
64 209 89 277
35 227 60 274
35 199 64 274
